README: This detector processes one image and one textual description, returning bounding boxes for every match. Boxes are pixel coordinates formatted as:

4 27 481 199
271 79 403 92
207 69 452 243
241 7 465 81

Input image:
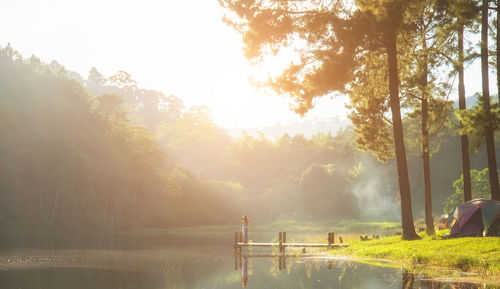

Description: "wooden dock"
234 231 348 254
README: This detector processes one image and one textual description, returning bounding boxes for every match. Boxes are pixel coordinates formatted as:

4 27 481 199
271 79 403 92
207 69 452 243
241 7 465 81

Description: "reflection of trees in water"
327 260 336 271
336 262 358 288
269 256 280 277
402 269 415 289
268 255 288 276
305 259 312 279
236 255 491 289
405 269 488 289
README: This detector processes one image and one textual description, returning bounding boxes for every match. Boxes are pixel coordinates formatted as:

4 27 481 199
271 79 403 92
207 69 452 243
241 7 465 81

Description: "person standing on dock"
241 214 249 243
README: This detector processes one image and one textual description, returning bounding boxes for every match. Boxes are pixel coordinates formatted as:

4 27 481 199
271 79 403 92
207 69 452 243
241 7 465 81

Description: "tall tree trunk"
418 31 434 235
498 5 500 105
387 31 419 240
458 24 472 202
422 96 434 235
481 0 500 201
420 47 434 235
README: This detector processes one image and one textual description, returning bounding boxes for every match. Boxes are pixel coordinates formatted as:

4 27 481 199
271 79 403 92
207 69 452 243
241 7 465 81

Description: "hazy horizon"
0 0 491 130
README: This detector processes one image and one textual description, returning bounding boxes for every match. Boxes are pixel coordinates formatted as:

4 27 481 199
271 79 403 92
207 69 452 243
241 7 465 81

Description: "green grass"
333 230 500 278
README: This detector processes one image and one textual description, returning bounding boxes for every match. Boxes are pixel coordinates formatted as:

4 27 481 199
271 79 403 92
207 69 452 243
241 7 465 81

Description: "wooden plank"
285 243 346 247
236 254 321 258
237 242 277 247
236 242 348 248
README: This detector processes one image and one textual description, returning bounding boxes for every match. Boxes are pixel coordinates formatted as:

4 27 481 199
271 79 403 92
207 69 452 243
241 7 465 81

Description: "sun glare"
0 0 351 129
2 0 500 287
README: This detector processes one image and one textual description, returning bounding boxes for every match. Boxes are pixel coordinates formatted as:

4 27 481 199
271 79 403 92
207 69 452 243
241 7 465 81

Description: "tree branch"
382 115 393 125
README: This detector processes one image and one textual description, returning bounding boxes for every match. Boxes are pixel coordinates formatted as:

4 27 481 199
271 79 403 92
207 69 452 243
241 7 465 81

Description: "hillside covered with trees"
2 36 500 247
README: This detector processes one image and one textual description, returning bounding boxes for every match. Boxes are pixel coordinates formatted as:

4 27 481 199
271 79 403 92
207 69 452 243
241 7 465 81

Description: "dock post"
339 236 343 244
238 231 243 253
328 232 335 247
279 232 283 254
234 231 239 252
282 232 287 254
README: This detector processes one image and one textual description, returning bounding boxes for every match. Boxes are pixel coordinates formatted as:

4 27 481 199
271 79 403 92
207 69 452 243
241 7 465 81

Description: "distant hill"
453 94 498 108
225 117 351 139
227 93 491 140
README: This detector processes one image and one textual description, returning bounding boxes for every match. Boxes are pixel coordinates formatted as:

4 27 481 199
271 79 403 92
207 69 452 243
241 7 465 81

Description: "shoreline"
326 232 500 284
321 255 500 284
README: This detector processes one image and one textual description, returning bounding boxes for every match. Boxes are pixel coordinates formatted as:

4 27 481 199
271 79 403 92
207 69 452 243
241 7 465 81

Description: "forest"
2 0 500 246
0 49 495 247
219 0 500 240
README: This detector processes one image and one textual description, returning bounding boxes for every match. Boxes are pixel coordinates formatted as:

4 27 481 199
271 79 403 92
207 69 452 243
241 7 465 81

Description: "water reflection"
235 255 287 287
403 269 415 289
0 232 497 289
401 269 490 289
233 252 497 289
241 256 248 287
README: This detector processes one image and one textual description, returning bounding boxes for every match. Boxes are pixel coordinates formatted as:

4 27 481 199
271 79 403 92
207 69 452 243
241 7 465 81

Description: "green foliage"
348 51 394 162
0 47 181 236
220 0 358 114
167 168 239 226
2 47 396 236
351 0 454 162
157 105 231 178
299 163 358 219
8 28 500 246
404 99 454 154
455 97 500 151
444 168 494 213
87 67 185 131
219 0 490 240
0 46 234 245
347 163 364 183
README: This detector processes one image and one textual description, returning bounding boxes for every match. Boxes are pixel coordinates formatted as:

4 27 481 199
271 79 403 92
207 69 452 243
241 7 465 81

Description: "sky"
0 0 491 129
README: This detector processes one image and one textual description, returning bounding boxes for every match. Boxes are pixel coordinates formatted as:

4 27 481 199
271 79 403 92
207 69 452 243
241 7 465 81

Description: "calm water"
0 232 497 289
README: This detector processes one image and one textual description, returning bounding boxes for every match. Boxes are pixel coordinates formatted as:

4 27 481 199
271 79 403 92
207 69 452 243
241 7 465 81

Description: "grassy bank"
332 230 500 279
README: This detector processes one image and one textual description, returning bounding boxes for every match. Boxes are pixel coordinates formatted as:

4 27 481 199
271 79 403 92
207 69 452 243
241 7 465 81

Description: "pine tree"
480 0 500 200
220 0 420 239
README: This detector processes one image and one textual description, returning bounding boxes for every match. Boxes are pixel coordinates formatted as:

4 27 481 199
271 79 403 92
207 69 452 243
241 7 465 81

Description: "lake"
0 232 497 288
